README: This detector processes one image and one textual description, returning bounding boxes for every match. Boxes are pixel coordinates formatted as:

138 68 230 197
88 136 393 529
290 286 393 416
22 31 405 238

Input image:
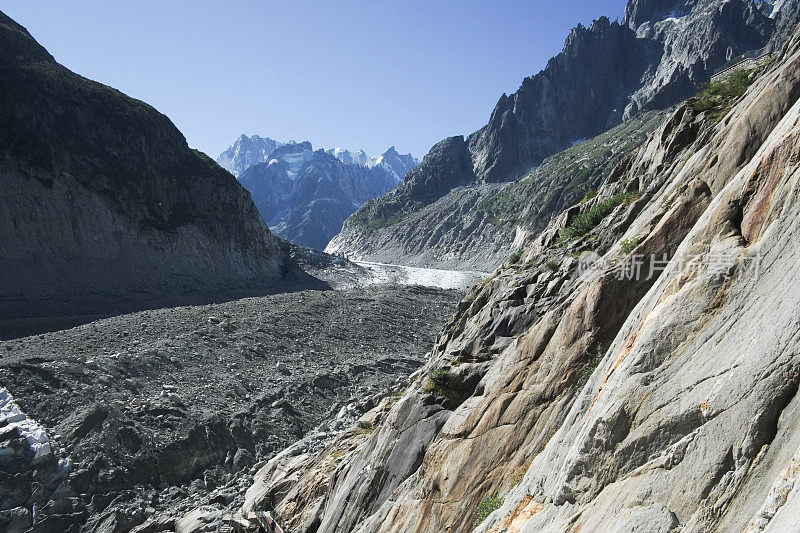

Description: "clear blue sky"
3 0 628 159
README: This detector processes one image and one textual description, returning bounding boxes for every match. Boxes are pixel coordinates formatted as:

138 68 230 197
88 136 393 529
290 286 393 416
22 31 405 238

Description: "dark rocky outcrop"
0 11 284 330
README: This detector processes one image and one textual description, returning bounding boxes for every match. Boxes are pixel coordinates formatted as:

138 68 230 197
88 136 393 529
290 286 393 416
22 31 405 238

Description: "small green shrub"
581 188 597 203
424 370 454 397
692 69 752 112
475 494 504 526
356 420 376 435
622 191 640 205
558 193 631 243
619 235 642 255
508 249 524 266
545 260 559 271
578 343 605 387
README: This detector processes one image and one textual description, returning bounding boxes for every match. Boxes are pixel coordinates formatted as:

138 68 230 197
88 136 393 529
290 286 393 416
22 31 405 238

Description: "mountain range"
3 1 800 532
328 0 799 270
217 136 416 250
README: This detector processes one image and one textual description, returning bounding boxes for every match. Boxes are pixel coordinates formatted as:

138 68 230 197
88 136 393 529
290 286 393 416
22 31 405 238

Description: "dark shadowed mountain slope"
0 11 285 327
330 0 786 269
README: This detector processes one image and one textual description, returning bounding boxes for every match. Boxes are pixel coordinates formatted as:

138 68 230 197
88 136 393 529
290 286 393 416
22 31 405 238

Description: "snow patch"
354 261 488 290
283 150 315 179
0 387 51 453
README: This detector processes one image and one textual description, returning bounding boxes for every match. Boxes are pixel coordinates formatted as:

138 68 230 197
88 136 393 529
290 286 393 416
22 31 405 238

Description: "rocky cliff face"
237 144 413 250
330 0 780 270
0 12 284 330
328 112 666 270
246 19 800 533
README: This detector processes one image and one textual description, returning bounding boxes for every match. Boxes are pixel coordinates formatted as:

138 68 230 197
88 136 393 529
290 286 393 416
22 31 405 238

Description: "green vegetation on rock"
620 235 642 254
508 249 524 266
557 191 639 243
692 69 752 112
578 343 605 387
479 112 663 233
424 369 455 397
475 494 504 525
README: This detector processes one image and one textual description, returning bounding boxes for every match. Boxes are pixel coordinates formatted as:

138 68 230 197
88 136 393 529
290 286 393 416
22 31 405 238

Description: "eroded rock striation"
250 18 800 533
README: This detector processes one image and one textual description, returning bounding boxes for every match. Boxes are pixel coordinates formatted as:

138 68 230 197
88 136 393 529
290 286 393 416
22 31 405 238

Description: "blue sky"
4 0 628 159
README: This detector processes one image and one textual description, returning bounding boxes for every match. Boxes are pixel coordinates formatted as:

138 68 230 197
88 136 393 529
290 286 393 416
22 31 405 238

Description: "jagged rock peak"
217 134 285 176
270 140 312 158
623 0 695 27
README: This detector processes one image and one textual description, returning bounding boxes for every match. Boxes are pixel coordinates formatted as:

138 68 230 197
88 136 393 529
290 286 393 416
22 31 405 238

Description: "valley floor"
0 282 463 531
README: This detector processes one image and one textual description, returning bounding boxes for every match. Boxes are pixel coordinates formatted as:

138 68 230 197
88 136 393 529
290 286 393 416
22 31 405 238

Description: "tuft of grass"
423 369 454 397
622 191 640 205
475 494 504 526
508 462 531 487
619 235 642 255
355 420 376 435
692 69 752 112
508 249 524 266
578 343 605 388
545 260 559 272
558 192 636 243
581 188 597 203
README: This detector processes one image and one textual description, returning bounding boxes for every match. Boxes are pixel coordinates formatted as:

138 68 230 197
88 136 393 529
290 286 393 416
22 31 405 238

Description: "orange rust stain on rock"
487 494 543 533
741 131 798 243
587 321 643 417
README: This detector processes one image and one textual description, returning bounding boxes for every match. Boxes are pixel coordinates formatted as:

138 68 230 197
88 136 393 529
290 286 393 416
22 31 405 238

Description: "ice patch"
354 261 489 291
282 150 314 178
0 387 51 452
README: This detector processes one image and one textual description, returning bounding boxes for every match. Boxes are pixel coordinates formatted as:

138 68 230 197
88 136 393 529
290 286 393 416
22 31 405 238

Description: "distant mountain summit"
219 137 416 249
372 146 417 182
217 134 285 177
